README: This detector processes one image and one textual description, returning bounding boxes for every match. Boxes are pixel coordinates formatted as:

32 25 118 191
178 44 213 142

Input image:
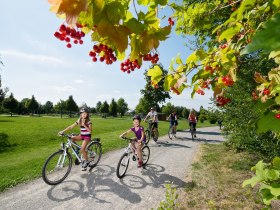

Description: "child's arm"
59 122 78 134
82 120 92 133
119 129 131 138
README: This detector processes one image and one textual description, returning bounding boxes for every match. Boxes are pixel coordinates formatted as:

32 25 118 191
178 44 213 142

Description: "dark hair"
132 115 141 122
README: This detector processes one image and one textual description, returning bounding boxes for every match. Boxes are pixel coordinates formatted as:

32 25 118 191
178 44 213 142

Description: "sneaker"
82 161 89 171
138 160 143 168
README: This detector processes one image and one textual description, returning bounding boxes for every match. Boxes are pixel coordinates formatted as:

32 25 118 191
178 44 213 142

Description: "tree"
43 101 53 114
140 64 171 110
117 98 128 117
100 101 109 117
96 101 102 114
47 0 280 131
0 75 8 105
26 95 39 115
54 100 67 118
135 97 150 114
109 98 118 117
162 102 175 116
181 108 189 119
2 93 18 116
65 95 78 117
199 106 208 123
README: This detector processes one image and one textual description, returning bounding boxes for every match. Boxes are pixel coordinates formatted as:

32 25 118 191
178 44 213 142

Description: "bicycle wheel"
145 130 151 144
87 141 102 168
153 129 159 142
116 153 130 178
168 127 173 140
42 150 72 185
142 146 150 165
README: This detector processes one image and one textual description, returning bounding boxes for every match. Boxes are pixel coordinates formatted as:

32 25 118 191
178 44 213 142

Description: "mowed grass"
0 115 213 192
177 144 265 209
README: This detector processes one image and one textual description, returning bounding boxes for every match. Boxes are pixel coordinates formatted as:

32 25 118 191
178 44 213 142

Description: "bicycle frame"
60 135 84 163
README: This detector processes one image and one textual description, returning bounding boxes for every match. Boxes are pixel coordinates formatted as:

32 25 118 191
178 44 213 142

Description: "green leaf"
237 0 257 20
243 176 262 187
257 111 280 133
106 2 125 24
144 11 160 28
244 13 280 54
147 65 163 77
164 75 176 91
176 54 183 64
137 0 150 6
270 184 280 196
155 0 168 6
125 18 145 34
218 25 241 42
272 157 280 170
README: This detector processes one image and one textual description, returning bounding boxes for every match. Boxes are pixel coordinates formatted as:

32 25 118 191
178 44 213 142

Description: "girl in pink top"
59 107 92 171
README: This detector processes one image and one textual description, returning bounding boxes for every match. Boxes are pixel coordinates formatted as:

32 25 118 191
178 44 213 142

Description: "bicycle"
42 133 102 185
190 123 196 140
116 137 150 178
144 120 159 144
168 122 177 140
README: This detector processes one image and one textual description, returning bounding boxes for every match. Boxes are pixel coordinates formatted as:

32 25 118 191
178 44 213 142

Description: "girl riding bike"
58 107 92 171
119 115 146 168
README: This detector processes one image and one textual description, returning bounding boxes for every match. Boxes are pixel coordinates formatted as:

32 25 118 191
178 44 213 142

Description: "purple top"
130 126 146 142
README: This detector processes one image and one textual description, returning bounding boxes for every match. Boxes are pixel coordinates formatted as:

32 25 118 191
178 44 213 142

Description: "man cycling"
167 110 178 137
144 107 159 141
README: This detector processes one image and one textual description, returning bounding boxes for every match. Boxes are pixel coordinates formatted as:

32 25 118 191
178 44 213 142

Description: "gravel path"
0 126 224 210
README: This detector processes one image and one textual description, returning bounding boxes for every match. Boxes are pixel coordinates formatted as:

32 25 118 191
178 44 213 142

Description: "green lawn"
0 115 213 191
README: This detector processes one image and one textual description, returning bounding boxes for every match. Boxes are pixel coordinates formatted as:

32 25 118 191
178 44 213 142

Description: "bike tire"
145 130 151 144
168 127 173 140
42 150 72 185
87 141 102 168
116 153 130 178
142 146 150 165
153 130 159 142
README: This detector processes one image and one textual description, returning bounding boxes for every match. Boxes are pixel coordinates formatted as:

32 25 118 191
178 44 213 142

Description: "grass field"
0 115 213 192
177 144 264 209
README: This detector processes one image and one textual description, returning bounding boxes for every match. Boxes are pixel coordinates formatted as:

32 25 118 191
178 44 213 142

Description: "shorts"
80 135 91 141
170 120 178 126
151 122 158 129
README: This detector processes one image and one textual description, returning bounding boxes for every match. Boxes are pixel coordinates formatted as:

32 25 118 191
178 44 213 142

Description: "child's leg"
81 139 90 161
136 142 142 162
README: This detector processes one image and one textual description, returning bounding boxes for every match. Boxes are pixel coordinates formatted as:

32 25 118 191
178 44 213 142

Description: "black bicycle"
144 120 159 144
42 133 102 185
116 137 150 178
168 122 176 140
190 123 196 140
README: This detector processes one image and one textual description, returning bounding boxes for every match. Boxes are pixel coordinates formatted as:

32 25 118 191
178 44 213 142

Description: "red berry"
66 43 72 48
79 40 83 44
275 114 280 119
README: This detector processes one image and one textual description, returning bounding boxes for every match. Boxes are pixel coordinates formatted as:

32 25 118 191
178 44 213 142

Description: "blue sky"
0 1 212 111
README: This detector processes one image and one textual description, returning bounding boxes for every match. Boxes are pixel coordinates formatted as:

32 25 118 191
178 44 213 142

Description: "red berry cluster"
168 17 174 26
142 53 159 64
219 43 228 49
196 89 205 95
200 80 211 89
263 88 270 95
275 113 280 119
120 58 141 74
171 87 180 95
252 91 258 100
89 44 117 64
222 76 234 86
54 23 85 48
216 96 231 106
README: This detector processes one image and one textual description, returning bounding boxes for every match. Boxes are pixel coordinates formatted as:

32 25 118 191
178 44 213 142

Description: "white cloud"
74 79 85 84
52 85 76 93
0 49 67 66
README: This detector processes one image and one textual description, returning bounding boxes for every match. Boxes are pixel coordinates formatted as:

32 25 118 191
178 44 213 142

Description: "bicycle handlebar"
58 133 78 138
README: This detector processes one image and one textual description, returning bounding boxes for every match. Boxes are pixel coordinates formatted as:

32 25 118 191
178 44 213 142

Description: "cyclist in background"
188 109 197 137
58 107 92 171
167 110 178 137
120 115 146 168
144 107 159 135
